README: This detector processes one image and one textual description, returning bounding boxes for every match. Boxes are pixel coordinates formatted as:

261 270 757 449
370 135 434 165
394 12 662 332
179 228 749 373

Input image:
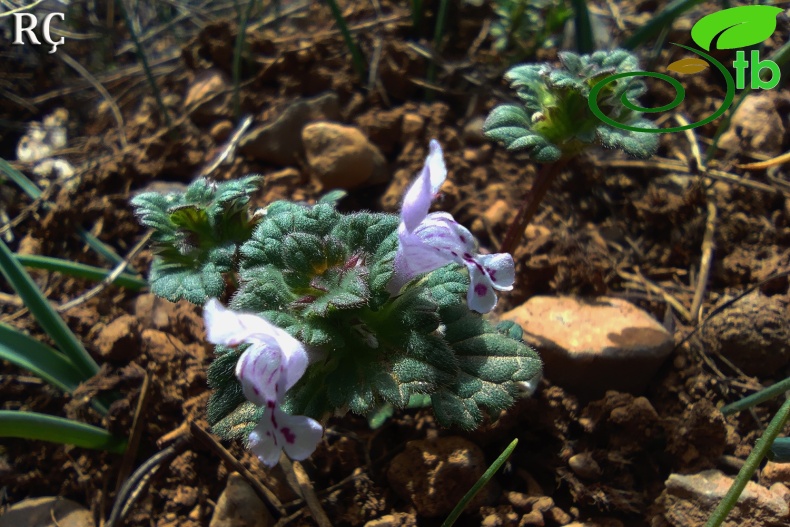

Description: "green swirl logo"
588 5 782 134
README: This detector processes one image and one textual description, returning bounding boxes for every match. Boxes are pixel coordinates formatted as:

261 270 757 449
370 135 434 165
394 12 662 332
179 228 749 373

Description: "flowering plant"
132 141 541 466
484 49 659 162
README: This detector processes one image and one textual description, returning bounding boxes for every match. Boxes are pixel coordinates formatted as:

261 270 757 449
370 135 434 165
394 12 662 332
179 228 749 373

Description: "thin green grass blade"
16 254 147 291
324 0 366 79
232 0 257 120
705 38 790 163
0 157 127 267
622 0 705 50
76 229 125 267
0 410 126 453
720 376 790 416
0 238 99 379
706 398 790 527
411 0 423 31
0 158 41 199
570 0 594 53
426 0 450 98
769 437 790 463
115 0 172 128
441 438 518 527
0 323 84 393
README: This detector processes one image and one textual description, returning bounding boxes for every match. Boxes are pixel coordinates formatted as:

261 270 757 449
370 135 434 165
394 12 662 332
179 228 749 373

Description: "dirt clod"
386 436 491 518
701 292 790 377
93 315 141 362
719 92 786 156
240 92 341 166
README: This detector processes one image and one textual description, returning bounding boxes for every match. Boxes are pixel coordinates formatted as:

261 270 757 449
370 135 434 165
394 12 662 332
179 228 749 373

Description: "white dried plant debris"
15 108 75 189
17 108 68 163
32 158 76 189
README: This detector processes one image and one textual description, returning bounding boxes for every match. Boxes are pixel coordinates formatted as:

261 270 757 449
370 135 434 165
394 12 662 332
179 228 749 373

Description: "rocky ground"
2 1 790 526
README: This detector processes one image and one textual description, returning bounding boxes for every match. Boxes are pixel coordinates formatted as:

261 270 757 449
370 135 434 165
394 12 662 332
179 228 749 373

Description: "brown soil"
2 1 790 526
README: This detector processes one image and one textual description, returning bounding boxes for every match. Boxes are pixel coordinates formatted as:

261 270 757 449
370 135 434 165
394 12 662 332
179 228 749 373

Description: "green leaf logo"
691 5 783 51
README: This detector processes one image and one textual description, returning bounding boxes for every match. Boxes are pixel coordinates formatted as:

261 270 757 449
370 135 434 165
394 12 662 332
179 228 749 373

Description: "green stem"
504 0 527 52
570 0 593 53
705 398 790 527
721 376 790 416
411 0 423 31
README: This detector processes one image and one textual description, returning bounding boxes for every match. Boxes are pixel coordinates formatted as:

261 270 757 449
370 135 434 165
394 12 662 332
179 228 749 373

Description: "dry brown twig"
617 267 692 322
675 115 717 324
737 150 790 171
594 157 781 195
278 456 331 527
187 422 285 517
57 51 129 149
114 372 152 495
57 230 152 312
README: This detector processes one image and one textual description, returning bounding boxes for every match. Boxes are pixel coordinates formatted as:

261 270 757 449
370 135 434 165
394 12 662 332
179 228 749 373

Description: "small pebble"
210 120 233 142
240 92 340 166
569 452 602 480
184 69 231 123
302 122 388 189
401 113 425 138
209 472 274 527
0 497 94 527
94 315 141 361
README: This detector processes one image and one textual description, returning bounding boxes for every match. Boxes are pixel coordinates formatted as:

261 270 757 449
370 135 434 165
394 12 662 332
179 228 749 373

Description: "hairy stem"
499 159 567 255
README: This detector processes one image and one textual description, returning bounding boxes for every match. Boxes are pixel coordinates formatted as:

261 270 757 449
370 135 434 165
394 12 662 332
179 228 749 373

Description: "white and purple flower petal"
475 253 516 291
388 141 516 313
236 343 284 406
204 299 308 405
203 300 322 466
467 262 501 313
401 139 446 232
248 404 324 467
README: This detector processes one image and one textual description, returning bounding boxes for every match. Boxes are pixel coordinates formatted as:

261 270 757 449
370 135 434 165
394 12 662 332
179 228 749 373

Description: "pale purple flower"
204 298 307 405
388 140 515 313
203 299 322 467
248 402 324 467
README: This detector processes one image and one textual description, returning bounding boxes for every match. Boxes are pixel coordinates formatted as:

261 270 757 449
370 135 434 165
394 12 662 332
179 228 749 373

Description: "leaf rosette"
130 176 262 304
484 49 659 161
204 199 542 436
